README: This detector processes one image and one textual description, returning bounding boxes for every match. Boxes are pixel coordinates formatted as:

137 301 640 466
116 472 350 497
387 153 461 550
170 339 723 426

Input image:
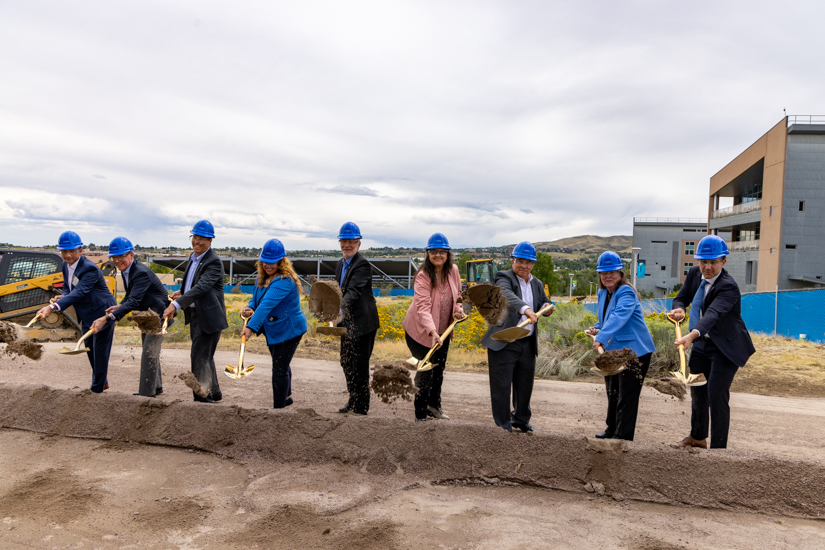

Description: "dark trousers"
405 332 451 420
689 338 739 448
189 310 222 400
603 352 651 441
138 331 165 397
82 320 114 393
269 335 302 408
340 329 377 414
487 339 535 431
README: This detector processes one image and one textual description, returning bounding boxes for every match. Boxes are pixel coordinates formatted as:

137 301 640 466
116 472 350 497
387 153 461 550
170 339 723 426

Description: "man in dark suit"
37 231 117 393
163 220 228 403
334 222 379 415
669 235 755 449
93 237 170 397
481 242 554 433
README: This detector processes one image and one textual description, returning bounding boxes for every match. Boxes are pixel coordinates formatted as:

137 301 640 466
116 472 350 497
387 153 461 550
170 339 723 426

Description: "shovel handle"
587 332 605 355
515 303 554 329
75 329 95 350
667 314 688 376
419 315 469 365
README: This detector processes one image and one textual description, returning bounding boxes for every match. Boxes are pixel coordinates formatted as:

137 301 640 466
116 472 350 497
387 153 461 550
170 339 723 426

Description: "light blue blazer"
594 285 655 356
247 276 307 346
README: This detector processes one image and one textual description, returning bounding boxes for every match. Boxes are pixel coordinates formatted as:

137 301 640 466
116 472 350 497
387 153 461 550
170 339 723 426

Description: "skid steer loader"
0 249 117 342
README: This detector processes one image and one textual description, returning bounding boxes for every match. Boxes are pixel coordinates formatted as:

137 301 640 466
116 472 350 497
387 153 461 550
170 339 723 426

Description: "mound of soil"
646 378 687 400
308 281 343 323
464 284 507 325
0 320 43 360
177 372 208 397
370 364 418 404
131 310 162 334
0 320 18 343
594 348 637 372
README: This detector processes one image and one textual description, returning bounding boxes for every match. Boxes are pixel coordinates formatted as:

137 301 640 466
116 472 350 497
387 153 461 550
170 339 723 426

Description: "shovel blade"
687 373 707 387
417 361 434 372
491 326 530 343
237 365 255 378
224 370 242 379
405 356 419 366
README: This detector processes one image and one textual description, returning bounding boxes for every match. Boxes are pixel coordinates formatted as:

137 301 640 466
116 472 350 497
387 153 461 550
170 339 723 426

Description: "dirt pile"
0 320 43 360
0 467 103 524
177 372 208 397
464 284 507 325
370 364 418 404
646 378 687 399
131 309 162 334
594 348 637 373
308 281 343 322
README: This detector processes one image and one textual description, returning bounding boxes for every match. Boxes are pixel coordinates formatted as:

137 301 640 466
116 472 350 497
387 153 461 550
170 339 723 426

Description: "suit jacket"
672 267 755 367
402 264 464 347
594 285 655 356
481 269 552 354
113 260 170 321
176 247 229 334
334 252 379 339
57 255 117 326
247 276 307 345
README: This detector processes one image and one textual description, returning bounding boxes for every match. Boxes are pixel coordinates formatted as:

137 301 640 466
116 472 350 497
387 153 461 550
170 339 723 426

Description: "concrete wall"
778 132 825 290
724 250 759 294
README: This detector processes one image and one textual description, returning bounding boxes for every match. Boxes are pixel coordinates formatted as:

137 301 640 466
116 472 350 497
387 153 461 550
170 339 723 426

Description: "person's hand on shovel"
162 303 177 320
429 330 443 349
91 315 111 333
241 307 254 319
522 308 539 324
675 329 700 350
242 326 254 340
667 308 686 322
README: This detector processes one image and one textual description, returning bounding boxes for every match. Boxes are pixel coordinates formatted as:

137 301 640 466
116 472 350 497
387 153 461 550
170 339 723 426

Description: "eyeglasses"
111 253 131 262
339 239 359 245
428 250 447 256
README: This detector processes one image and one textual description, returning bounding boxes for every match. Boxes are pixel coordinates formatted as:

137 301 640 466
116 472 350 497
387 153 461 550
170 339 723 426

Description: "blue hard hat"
596 251 624 272
694 235 729 260
337 221 362 240
510 241 537 262
108 236 134 257
426 233 451 250
190 219 215 239
259 238 286 263
57 231 83 251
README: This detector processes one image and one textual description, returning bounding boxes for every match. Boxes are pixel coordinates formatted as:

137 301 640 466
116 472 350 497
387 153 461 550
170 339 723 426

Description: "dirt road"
1 343 824 549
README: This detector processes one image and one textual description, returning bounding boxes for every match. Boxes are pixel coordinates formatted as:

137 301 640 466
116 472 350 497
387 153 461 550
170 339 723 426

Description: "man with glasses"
334 222 379 416
92 237 170 397
37 231 117 393
163 220 228 403
668 235 755 449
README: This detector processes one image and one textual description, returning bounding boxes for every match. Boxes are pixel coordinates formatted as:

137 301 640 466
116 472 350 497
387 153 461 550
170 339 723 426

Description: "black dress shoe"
194 395 214 403
133 393 156 398
595 431 614 439
338 403 352 413
212 393 223 402
156 388 163 395
512 423 535 433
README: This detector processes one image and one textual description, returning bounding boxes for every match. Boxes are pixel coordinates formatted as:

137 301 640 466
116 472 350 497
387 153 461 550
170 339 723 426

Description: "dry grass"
732 333 825 397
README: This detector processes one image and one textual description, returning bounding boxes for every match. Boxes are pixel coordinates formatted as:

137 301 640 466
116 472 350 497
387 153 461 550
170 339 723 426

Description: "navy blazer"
334 253 379 339
247 276 307 345
481 269 552 354
672 267 755 367
58 255 117 326
113 260 170 321
594 285 655 356
176 247 229 335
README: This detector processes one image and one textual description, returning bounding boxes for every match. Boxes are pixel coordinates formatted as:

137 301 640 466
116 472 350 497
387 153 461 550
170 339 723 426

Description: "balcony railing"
787 115 825 125
728 239 760 252
711 199 761 219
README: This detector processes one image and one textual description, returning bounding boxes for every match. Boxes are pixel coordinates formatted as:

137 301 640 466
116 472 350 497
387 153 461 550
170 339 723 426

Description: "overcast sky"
1 1 823 251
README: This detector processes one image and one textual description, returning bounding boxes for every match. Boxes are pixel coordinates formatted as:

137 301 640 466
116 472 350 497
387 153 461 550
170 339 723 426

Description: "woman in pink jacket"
402 233 466 422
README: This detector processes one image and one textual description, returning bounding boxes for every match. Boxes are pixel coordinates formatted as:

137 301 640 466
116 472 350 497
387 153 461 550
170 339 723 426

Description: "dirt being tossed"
594 348 638 374
0 320 43 360
177 372 208 398
646 378 687 400
308 281 343 323
370 364 418 404
464 284 507 325
131 310 162 334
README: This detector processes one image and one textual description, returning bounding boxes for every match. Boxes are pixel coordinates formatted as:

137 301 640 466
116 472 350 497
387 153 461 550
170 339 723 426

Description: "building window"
661 265 666 271
746 261 756 284
770 248 776 254
785 244 797 250
683 262 693 275
684 241 695 255
799 201 805 212
769 206 773 217
651 240 667 244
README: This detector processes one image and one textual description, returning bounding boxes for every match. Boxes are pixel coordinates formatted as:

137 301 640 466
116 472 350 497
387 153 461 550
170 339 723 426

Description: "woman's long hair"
597 270 640 298
417 250 454 288
256 257 303 294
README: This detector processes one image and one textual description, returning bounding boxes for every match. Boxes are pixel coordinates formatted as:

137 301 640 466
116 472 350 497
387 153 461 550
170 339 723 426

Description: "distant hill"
531 235 632 255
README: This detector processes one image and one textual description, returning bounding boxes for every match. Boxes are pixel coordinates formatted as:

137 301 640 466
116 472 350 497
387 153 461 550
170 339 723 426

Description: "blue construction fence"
582 288 825 343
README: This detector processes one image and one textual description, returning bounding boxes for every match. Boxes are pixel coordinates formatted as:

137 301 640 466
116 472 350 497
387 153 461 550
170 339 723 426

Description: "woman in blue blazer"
242 239 307 408
586 251 655 441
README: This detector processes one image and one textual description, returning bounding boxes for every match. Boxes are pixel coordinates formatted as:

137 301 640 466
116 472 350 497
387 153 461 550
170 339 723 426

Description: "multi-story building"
632 218 709 297
709 116 825 293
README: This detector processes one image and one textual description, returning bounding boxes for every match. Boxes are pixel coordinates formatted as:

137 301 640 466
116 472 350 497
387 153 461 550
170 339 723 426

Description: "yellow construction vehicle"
464 258 498 289
0 249 117 341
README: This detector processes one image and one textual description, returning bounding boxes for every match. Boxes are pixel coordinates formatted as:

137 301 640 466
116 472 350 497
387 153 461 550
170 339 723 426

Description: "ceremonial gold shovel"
20 298 57 328
667 314 707 387
406 315 469 372
587 333 629 376
491 303 554 343
161 317 168 335
56 329 95 355
225 317 254 379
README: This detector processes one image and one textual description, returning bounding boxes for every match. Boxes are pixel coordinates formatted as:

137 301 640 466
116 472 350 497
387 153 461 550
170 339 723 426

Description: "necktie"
340 261 349 286
688 279 708 332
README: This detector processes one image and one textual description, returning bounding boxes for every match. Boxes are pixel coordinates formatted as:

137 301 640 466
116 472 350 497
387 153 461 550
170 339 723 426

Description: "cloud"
319 185 381 197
